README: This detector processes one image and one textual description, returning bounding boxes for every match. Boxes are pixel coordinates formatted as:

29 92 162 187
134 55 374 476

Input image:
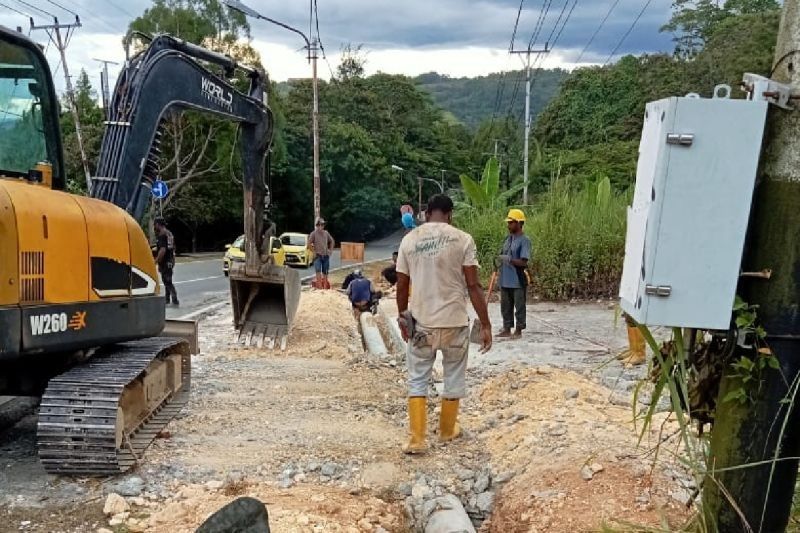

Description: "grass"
455 176 629 300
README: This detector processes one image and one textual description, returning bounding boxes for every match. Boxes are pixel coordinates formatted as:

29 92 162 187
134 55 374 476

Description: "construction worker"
497 208 531 339
396 194 492 455
381 251 399 286
347 269 381 316
154 217 179 307
618 312 646 366
308 217 334 289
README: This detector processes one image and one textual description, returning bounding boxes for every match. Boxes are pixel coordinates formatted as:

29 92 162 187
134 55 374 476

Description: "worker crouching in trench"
395 194 493 454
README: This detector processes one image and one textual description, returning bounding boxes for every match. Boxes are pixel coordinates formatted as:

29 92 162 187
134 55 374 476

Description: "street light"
224 0 322 222
390 164 444 217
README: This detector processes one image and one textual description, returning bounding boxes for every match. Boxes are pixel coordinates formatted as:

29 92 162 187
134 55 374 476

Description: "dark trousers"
160 267 178 303
501 287 526 330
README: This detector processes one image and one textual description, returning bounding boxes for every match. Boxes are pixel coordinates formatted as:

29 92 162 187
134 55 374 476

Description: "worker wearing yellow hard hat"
505 208 526 223
497 208 531 339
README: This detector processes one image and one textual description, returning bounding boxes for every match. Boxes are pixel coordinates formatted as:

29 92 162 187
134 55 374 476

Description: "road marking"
174 258 223 266
173 276 223 285
178 300 229 320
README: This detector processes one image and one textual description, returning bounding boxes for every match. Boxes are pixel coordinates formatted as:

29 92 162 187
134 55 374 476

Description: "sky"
0 0 674 94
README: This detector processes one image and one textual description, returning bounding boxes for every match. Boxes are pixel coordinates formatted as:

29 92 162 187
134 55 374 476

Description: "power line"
575 0 621 64
527 0 552 50
605 0 653 64
103 0 136 19
0 1 29 17
14 0 54 17
43 0 76 16
508 0 525 51
312 0 335 78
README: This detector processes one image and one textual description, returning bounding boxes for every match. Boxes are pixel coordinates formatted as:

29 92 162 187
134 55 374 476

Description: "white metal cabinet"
619 95 768 330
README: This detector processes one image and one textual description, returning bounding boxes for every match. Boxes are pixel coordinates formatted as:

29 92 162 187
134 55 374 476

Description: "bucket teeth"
235 322 290 350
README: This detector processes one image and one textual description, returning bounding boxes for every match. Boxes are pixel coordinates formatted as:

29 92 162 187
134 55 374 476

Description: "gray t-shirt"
308 228 334 256
498 233 532 289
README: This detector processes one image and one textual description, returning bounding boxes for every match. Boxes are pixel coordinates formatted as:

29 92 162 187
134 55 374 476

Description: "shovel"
470 269 498 344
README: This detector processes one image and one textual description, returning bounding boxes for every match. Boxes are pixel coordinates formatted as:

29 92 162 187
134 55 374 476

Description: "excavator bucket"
229 264 301 350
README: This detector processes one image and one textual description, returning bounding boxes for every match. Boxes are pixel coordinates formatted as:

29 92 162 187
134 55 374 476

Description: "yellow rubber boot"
402 397 428 455
439 399 461 442
620 325 646 367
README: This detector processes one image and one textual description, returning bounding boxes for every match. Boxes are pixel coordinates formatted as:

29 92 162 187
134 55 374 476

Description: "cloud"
1 0 675 90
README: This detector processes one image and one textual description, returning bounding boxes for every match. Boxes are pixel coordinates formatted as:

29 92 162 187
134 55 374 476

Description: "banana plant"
459 156 527 210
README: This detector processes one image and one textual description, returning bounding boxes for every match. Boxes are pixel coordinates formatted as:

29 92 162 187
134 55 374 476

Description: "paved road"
166 237 401 319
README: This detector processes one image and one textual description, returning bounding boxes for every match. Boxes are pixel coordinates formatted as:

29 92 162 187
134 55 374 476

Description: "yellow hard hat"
505 208 526 223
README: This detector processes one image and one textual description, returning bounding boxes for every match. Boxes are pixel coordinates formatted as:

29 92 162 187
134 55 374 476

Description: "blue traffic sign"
152 180 169 199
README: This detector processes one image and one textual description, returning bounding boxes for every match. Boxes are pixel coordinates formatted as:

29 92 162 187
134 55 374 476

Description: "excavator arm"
92 34 271 267
93 33 300 345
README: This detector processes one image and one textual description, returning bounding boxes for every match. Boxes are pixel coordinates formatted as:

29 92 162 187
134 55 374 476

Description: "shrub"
529 177 628 299
454 176 628 300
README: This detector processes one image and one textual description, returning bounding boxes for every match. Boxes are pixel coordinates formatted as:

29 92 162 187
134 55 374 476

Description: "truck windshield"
0 39 56 177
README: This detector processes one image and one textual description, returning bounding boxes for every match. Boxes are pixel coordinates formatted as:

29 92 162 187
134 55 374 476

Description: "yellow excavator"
0 27 299 475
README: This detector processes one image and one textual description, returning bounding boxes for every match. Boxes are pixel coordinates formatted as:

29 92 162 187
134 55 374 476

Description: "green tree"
60 70 104 192
127 0 259 240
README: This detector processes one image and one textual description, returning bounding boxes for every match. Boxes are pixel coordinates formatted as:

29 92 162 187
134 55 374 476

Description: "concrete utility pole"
704 2 800 531
510 45 548 205
31 16 92 188
93 58 119 119
310 37 321 222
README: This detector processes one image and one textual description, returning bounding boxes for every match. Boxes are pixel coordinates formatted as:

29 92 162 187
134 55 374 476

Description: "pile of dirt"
471 367 691 531
200 290 361 360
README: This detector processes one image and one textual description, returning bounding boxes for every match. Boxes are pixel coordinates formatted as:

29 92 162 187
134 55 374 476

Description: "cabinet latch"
645 285 672 297
666 133 694 146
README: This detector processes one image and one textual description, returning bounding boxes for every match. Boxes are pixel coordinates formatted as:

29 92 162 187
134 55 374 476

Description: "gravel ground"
0 294 691 533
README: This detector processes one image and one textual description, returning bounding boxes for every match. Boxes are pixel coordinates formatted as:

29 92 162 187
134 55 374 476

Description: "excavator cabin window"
0 39 60 184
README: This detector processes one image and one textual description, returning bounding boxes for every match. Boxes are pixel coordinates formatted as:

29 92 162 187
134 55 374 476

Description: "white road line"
177 300 229 320
173 275 223 285
175 258 222 266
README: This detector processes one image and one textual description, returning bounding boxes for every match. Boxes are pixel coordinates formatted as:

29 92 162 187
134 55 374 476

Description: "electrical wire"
769 49 800 78
14 0 54 17
43 0 75 16
0 1 28 17
575 0 620 64
509 0 525 51
527 0 552 50
312 0 335 79
604 0 653 65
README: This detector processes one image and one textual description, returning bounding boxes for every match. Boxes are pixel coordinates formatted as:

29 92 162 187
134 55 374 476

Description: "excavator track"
36 337 191 476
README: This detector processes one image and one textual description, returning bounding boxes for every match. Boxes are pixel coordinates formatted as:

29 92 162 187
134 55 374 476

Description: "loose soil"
0 292 693 533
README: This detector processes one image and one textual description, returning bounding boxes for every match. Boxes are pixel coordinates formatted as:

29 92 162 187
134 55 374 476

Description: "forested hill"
413 69 568 129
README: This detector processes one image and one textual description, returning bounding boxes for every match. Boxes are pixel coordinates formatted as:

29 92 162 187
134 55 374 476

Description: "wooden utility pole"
704 2 800 531
31 16 92 189
510 45 548 205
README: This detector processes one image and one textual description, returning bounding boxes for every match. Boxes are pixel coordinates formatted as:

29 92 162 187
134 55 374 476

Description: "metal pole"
510 46 547 205
704 1 800 530
418 176 422 216
311 38 321 222
522 59 531 205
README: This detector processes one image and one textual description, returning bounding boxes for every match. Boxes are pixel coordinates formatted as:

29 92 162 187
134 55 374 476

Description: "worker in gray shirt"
497 208 531 339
